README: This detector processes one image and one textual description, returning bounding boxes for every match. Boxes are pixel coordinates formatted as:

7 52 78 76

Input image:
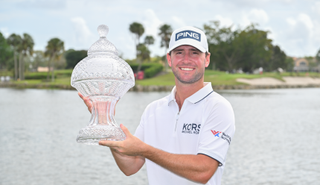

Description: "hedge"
24 70 73 80
129 63 163 78
144 64 163 78
25 72 56 80
24 64 163 80
55 70 72 77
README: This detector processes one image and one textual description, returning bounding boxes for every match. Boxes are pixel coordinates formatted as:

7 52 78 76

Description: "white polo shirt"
134 82 235 185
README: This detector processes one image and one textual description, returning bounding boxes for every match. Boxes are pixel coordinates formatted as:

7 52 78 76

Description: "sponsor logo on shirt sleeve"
211 130 231 144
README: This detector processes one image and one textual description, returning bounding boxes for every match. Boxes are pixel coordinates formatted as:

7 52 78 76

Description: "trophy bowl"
71 25 135 145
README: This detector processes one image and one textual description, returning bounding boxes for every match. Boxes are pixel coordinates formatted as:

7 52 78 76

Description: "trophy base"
76 125 126 145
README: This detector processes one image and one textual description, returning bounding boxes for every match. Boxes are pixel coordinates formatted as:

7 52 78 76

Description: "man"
80 26 235 185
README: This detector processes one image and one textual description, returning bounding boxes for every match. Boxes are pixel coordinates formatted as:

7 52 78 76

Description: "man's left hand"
99 124 146 157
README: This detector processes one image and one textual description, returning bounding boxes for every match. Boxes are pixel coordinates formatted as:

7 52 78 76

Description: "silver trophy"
71 25 135 145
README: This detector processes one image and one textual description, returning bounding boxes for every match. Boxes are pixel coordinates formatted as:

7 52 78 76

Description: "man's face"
167 45 210 84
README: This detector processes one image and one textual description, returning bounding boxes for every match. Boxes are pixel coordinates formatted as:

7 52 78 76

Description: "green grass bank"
1 69 320 91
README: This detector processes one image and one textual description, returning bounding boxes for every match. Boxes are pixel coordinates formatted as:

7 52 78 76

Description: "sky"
1 0 320 59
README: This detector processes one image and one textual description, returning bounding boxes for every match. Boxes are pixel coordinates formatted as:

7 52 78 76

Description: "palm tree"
144 35 155 46
7 34 22 80
129 22 145 71
129 22 145 46
0 33 12 74
45 38 64 82
19 33 34 80
137 43 151 62
158 24 173 72
144 35 155 62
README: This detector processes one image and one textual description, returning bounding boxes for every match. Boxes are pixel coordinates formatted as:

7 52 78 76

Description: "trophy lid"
87 25 118 56
71 24 135 98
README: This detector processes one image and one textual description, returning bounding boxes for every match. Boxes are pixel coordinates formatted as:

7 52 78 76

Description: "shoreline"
237 77 320 86
1 77 320 92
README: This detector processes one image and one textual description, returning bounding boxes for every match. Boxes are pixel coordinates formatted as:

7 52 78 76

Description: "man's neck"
175 79 205 110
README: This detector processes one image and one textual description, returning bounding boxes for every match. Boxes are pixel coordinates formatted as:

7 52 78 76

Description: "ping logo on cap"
175 30 201 42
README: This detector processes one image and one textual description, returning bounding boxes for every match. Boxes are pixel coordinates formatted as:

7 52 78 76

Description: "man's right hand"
78 93 92 113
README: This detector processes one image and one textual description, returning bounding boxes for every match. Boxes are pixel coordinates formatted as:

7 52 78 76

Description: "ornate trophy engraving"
71 25 135 145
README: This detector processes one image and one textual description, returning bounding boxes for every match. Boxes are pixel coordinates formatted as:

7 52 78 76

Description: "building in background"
292 57 320 72
37 67 52 72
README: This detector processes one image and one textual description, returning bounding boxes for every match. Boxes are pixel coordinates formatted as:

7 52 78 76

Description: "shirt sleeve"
197 98 235 166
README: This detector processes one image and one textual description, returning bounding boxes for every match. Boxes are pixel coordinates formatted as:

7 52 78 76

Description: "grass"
136 72 176 86
204 71 285 86
52 77 71 85
136 70 320 86
2 69 320 88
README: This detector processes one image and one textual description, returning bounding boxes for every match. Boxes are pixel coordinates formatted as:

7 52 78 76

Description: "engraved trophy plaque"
71 25 135 145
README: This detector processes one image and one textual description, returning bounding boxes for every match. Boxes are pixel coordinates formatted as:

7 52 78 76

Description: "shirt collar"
167 86 177 105
167 82 213 106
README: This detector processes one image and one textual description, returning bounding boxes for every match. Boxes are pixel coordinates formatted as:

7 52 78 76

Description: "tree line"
129 22 172 72
0 32 64 81
1 21 319 82
205 21 292 73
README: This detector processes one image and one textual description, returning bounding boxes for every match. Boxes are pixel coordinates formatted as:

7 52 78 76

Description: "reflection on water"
0 88 319 185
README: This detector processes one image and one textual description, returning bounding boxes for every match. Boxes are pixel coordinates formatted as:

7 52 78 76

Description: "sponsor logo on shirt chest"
182 123 201 134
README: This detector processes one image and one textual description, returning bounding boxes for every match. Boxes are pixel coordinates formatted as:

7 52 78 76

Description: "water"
0 88 319 185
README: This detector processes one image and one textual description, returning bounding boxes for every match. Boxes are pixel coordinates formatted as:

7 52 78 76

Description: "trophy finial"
97 24 109 38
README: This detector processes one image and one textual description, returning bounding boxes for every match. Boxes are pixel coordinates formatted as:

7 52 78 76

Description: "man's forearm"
110 148 145 176
99 125 217 182
141 144 218 184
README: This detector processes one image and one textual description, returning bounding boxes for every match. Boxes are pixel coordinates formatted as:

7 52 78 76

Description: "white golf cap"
167 26 208 54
